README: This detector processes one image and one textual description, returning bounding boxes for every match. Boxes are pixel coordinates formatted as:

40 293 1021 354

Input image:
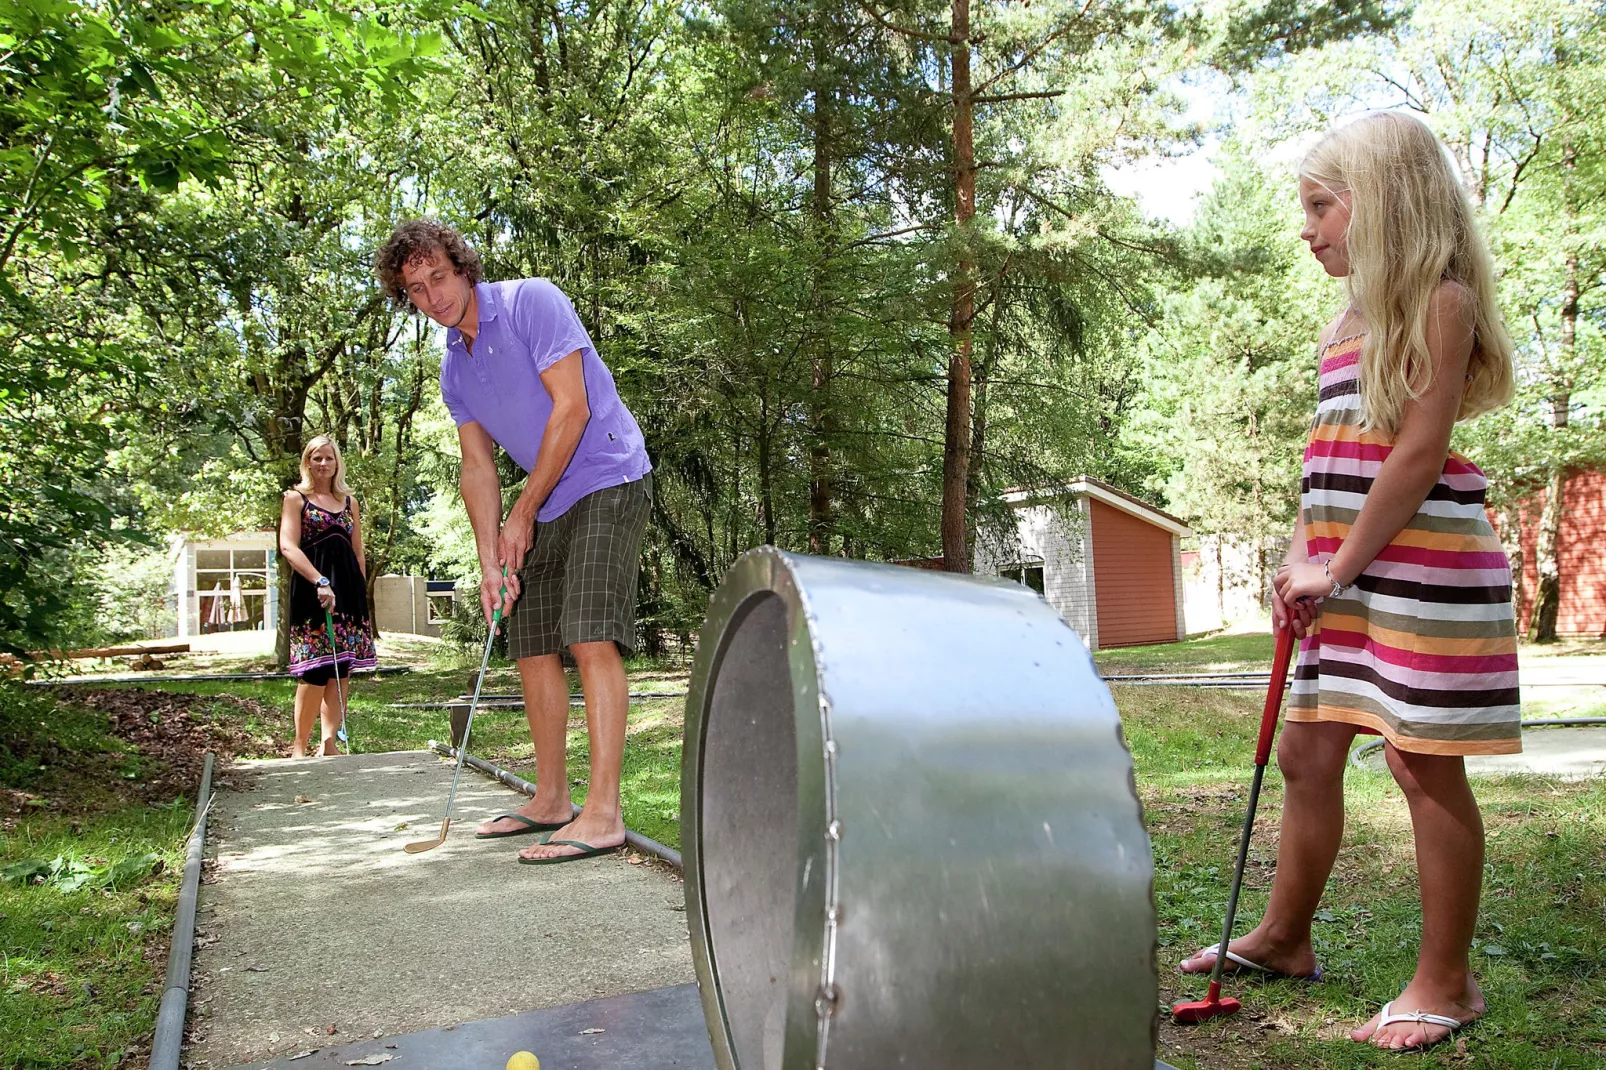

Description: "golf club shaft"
435 575 509 839
1207 762 1268 989
1207 624 1297 989
325 610 350 753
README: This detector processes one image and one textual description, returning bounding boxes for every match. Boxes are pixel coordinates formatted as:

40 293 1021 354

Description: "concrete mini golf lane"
187 751 693 1069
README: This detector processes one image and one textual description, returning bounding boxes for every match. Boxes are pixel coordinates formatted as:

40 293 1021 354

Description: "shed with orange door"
975 477 1190 651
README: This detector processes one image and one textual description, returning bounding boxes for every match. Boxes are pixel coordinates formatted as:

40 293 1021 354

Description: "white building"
975 477 1191 651
169 531 279 639
168 531 456 640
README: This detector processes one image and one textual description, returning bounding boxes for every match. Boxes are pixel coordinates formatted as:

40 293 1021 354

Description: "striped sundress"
1287 329 1522 756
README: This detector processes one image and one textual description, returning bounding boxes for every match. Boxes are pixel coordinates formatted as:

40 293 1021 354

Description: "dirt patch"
44 688 285 811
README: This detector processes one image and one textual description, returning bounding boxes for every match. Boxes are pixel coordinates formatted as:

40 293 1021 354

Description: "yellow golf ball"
506 1053 539 1070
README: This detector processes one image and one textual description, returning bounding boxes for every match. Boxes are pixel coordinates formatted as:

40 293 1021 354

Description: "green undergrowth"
1125 685 1606 1069
0 685 193 1069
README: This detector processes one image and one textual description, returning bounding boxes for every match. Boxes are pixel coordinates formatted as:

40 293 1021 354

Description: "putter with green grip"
324 609 352 754
404 568 508 855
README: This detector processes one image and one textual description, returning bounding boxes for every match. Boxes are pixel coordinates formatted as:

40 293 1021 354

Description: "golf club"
1172 621 1298 1024
324 609 352 754
404 569 508 855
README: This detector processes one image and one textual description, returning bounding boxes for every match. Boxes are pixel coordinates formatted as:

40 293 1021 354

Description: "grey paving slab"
1467 725 1606 779
227 983 715 1070
224 982 1178 1070
187 751 693 1069
1353 725 1606 779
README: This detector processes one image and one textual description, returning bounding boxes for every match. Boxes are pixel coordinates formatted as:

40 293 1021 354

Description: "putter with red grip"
1172 623 1299 1024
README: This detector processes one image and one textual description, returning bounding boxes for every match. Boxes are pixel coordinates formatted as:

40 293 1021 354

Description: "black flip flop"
474 813 570 839
516 839 624 865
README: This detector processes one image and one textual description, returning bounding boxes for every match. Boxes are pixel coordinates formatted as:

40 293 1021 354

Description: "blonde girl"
277 435 377 757
1179 112 1519 1053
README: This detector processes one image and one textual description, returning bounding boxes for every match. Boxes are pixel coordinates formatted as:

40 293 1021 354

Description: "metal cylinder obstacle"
681 548 1157 1070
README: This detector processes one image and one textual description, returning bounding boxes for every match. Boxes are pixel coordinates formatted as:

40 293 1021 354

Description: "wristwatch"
316 577 331 588
1323 561 1351 599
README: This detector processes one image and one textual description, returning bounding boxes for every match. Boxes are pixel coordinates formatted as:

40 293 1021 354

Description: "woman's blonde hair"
295 435 353 496
1300 111 1515 433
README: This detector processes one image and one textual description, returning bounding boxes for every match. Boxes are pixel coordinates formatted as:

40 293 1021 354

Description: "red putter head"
1171 981 1241 1023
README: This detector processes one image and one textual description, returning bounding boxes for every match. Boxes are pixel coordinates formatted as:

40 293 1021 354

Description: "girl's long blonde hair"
1300 111 1515 433
295 435 353 496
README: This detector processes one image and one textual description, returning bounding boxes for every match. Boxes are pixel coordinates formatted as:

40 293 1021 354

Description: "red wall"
1498 468 1606 637
1090 499 1180 648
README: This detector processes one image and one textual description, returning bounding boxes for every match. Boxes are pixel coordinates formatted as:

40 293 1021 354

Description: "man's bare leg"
518 640 627 860
475 653 573 835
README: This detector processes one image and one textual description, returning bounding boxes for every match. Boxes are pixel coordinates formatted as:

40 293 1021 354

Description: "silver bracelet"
1324 561 1351 599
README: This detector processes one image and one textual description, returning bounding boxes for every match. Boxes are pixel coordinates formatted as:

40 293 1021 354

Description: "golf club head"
1171 994 1241 1023
403 818 450 854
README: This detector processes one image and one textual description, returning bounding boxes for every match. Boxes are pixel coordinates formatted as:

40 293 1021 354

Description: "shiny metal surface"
682 548 1156 1070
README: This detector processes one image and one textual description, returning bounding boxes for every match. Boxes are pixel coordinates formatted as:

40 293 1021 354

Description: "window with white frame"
1001 561 1045 595
194 547 273 631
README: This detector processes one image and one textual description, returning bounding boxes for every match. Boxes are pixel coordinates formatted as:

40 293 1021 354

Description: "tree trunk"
757 389 777 547
1529 466 1565 642
964 353 989 572
808 36 834 557
1529 230 1577 641
941 0 976 573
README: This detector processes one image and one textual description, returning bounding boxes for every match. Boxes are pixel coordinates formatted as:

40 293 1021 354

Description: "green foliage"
1133 153 1326 541
0 0 442 653
92 542 177 643
0 800 189 1070
1 851 162 893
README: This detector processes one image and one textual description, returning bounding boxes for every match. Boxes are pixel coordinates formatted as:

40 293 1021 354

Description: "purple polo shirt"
440 279 651 522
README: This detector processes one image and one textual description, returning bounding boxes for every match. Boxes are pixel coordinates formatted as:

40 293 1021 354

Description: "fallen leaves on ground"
65 687 286 802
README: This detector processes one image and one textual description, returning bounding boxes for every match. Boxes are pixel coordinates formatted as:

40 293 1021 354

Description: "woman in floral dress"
277 435 376 757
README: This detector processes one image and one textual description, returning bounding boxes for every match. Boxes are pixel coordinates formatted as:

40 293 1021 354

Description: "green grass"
1126 685 1606 1069
113 650 691 848
0 685 196 1070
13 630 1603 1067
1096 631 1279 675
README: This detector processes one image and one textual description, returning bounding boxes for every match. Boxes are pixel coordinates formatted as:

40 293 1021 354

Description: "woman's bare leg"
317 676 348 755
291 682 321 757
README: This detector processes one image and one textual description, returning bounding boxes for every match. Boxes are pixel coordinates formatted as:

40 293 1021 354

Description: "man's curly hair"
374 220 484 309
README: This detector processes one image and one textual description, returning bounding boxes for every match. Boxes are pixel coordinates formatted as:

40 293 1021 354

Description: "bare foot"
475 799 573 837
1177 927 1320 980
1351 976 1484 1050
318 736 340 756
290 746 308 759
516 810 625 862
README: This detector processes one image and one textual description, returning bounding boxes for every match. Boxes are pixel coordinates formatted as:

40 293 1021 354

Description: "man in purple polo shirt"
376 220 651 864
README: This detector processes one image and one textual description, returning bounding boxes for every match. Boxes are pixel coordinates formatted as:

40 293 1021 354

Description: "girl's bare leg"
1179 720 1357 977
1352 746 1485 1049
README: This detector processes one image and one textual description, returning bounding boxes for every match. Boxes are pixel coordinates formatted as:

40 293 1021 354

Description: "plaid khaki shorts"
506 473 653 659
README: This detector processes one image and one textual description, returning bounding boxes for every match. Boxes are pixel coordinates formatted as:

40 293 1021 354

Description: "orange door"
1090 499 1179 648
